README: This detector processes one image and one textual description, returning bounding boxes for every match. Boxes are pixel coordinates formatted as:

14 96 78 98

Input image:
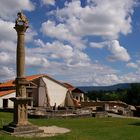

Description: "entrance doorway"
3 99 8 108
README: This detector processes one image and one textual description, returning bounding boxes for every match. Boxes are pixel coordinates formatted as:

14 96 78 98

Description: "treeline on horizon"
86 83 140 106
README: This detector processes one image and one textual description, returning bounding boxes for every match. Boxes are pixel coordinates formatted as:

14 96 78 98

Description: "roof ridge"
0 74 45 88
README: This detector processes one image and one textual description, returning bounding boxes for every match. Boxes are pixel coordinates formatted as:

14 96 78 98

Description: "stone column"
16 25 26 78
11 14 30 126
3 12 43 135
14 23 29 98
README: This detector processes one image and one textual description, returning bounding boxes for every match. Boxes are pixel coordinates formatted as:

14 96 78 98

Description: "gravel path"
16 126 71 138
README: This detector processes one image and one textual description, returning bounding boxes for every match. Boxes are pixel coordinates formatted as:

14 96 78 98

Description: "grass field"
0 112 140 140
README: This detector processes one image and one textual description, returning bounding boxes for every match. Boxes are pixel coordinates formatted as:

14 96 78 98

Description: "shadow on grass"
129 122 140 126
0 127 5 135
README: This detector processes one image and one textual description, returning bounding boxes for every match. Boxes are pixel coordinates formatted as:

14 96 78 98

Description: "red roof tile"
63 83 75 91
0 74 43 88
0 90 15 97
0 80 15 88
26 74 44 81
0 74 68 97
63 83 85 93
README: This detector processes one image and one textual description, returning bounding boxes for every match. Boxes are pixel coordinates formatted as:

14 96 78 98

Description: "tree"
126 83 140 105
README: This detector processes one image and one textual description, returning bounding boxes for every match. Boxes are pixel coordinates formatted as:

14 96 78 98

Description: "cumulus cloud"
36 0 136 85
0 52 15 65
0 19 37 43
0 0 35 20
0 66 15 81
89 42 105 49
26 56 49 68
44 61 140 86
41 20 85 48
107 40 131 61
34 39 74 59
90 40 131 62
0 19 15 41
34 39 90 66
126 62 138 69
41 20 73 42
39 61 118 86
0 0 138 86
41 0 135 61
0 41 16 52
55 0 136 39
25 28 37 42
0 26 37 82
119 72 140 83
42 0 55 6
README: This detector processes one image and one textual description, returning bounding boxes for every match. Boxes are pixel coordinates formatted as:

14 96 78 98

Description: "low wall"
81 101 128 108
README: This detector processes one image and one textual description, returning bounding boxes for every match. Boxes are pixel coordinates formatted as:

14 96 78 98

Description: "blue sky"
0 0 140 86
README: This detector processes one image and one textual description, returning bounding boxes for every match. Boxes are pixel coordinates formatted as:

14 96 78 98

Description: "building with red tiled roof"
0 74 74 108
0 74 43 89
0 90 15 97
63 83 85 103
0 90 16 108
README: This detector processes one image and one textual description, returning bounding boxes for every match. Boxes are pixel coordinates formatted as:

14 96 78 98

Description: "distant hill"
78 83 133 92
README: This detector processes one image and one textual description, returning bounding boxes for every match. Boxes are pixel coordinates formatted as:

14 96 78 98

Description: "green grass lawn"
0 112 140 140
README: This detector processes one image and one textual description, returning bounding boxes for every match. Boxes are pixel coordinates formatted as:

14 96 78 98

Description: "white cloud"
0 0 138 86
41 20 85 48
34 39 90 66
90 40 131 62
92 74 120 86
41 20 73 41
0 52 15 65
0 41 16 52
0 0 35 20
126 62 138 69
119 72 140 83
0 19 15 42
39 61 118 86
0 66 15 81
34 39 73 59
26 56 49 68
0 19 36 43
0 18 38 74
55 0 136 39
25 28 37 42
41 0 136 60
90 41 106 49
107 40 131 61
46 62 140 86
42 0 55 6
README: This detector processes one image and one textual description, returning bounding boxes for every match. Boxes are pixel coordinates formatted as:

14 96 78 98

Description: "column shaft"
17 32 25 78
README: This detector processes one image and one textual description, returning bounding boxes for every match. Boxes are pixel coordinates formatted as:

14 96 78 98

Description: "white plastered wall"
0 92 16 108
42 77 68 107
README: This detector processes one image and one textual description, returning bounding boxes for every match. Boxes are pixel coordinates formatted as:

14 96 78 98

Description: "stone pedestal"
10 97 31 126
15 77 29 97
3 97 43 135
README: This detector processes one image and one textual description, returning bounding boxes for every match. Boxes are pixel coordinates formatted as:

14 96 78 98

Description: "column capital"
14 25 28 33
14 12 29 33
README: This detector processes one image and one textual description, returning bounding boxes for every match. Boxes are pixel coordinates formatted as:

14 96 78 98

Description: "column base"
2 97 44 135
3 123 43 135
